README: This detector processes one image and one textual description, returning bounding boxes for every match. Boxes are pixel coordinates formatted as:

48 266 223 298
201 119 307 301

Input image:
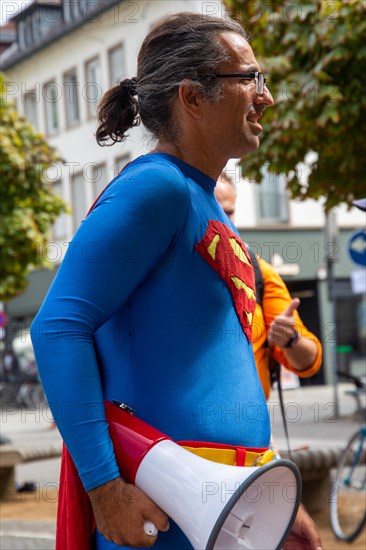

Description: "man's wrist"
88 476 124 502
284 330 300 348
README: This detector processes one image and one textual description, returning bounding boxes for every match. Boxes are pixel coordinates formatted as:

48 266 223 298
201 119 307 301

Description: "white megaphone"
105 400 301 550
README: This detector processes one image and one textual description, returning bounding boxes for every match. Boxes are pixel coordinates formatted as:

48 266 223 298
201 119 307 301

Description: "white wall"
232 162 365 230
335 203 365 229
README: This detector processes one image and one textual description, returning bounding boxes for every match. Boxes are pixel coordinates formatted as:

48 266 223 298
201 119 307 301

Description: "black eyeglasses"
212 72 267 95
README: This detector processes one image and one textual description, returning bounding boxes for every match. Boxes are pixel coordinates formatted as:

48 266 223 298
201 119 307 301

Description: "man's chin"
227 135 261 159
241 136 261 157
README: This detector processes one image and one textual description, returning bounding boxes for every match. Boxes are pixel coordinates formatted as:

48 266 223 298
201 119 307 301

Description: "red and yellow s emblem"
195 220 256 342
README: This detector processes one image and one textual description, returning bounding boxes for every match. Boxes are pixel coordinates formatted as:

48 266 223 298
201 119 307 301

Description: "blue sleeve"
30 161 190 490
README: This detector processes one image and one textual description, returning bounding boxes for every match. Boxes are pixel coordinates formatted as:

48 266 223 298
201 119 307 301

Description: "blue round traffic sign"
348 230 366 266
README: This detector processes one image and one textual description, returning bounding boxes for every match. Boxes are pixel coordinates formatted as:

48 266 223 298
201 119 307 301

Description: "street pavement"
0 383 365 549
268 382 365 450
0 521 56 549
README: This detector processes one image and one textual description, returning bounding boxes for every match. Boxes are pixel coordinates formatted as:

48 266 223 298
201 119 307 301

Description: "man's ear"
177 80 203 120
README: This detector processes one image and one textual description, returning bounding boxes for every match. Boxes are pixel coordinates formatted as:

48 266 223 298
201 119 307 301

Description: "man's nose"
256 86 274 106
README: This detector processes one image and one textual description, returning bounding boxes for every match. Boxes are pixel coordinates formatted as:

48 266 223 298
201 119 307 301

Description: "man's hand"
283 504 323 550
268 298 300 348
268 298 318 371
88 477 169 547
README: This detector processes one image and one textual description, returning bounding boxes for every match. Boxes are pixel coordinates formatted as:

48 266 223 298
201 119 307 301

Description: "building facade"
2 0 365 384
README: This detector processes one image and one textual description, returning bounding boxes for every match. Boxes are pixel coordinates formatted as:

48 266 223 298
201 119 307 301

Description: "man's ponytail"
96 78 139 146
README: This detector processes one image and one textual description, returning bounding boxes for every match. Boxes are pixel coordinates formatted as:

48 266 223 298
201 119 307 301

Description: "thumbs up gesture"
268 298 301 348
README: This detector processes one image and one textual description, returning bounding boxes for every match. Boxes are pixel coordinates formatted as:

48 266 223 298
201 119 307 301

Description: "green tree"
0 73 67 301
224 0 366 210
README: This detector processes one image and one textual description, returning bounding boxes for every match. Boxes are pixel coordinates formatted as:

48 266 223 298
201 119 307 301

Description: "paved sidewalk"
269 382 365 450
0 520 55 549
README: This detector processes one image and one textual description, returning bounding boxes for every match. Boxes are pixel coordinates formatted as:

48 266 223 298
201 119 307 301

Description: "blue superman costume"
31 153 270 549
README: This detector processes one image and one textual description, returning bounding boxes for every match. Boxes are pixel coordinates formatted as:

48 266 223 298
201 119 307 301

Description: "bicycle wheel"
29 383 47 408
20 382 47 409
0 382 19 407
330 428 366 542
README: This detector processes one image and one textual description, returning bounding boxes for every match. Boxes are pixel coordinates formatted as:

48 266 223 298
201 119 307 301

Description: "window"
52 181 67 239
43 81 60 136
64 69 80 127
32 10 43 43
64 0 96 22
257 169 289 224
24 91 39 130
24 15 34 48
63 0 81 22
90 163 108 199
71 172 87 231
108 43 125 85
18 21 26 50
79 0 98 16
85 57 102 118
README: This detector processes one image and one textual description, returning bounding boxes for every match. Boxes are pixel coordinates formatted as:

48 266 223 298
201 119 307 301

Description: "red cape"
56 444 96 549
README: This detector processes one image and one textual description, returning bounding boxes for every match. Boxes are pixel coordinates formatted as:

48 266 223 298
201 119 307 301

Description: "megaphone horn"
105 400 302 550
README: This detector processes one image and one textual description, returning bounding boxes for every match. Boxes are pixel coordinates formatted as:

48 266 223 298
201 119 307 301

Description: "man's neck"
150 140 226 181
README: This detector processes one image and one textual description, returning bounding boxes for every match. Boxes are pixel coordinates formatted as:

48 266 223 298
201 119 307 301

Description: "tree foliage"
224 0 366 210
0 73 67 301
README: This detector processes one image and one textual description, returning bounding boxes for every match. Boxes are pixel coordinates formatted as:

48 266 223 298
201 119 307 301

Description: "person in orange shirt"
215 174 322 398
253 258 322 398
215 173 323 550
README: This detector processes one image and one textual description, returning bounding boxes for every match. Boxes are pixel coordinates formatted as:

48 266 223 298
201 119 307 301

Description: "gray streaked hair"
137 12 247 141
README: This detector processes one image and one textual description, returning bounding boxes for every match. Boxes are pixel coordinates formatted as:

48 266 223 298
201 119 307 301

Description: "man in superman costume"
30 13 297 550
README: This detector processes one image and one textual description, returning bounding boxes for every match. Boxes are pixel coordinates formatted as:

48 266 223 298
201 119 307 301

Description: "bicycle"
330 371 366 543
0 371 47 409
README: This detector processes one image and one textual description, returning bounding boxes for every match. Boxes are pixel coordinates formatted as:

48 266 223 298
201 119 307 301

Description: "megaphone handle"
144 520 158 537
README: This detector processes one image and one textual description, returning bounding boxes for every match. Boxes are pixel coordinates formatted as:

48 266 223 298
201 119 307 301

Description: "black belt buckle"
112 400 136 415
